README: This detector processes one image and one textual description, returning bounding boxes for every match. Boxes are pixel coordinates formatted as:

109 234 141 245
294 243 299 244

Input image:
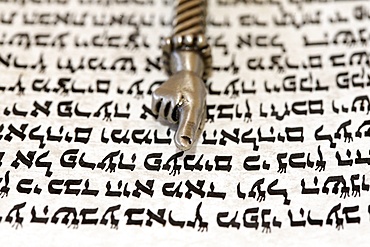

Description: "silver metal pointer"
152 0 212 151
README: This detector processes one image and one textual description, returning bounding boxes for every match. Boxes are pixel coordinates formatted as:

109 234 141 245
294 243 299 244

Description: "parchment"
0 0 370 246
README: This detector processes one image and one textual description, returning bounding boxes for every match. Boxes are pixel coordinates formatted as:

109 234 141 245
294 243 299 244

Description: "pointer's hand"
152 70 206 150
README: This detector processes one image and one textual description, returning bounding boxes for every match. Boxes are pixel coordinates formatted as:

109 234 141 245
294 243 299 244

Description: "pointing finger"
174 103 204 150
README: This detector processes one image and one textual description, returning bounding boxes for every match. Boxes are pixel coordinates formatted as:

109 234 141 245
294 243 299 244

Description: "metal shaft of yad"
152 0 212 151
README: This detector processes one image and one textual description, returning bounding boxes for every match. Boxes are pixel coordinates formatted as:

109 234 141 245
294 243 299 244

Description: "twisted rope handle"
173 0 207 37
161 0 212 80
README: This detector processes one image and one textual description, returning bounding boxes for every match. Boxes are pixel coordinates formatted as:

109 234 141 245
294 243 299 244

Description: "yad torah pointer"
152 0 212 151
